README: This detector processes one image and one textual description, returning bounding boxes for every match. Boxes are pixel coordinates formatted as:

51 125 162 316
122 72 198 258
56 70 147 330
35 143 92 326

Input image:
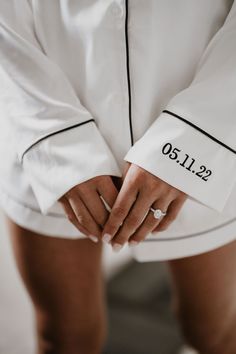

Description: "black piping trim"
125 0 134 146
142 215 236 241
163 110 236 155
21 118 95 163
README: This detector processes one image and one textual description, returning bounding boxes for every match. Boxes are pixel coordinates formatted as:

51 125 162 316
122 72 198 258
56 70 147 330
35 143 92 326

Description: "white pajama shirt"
1 0 236 261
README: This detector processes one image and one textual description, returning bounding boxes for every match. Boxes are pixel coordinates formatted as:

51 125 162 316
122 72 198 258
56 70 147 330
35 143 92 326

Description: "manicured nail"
112 243 123 252
88 235 98 243
128 240 139 247
102 233 112 244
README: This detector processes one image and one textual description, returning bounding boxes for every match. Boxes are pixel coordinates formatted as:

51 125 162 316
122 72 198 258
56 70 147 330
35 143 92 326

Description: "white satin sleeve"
124 1 236 213
0 0 122 215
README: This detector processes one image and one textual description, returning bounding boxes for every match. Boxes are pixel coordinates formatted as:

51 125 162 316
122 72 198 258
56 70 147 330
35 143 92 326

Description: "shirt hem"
0 185 87 239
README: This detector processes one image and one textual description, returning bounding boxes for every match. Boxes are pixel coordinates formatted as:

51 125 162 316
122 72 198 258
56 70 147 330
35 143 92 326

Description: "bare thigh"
167 239 236 354
6 216 107 354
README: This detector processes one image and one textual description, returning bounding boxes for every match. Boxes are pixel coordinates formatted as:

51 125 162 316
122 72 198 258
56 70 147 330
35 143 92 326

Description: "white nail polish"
88 235 98 243
112 243 123 252
128 240 139 247
102 233 112 243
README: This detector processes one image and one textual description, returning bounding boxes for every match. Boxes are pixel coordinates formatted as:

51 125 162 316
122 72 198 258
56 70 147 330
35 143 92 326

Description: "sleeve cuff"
22 120 122 215
123 112 236 213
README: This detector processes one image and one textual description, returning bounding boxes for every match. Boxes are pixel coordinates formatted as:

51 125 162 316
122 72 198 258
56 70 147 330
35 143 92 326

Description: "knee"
175 304 236 354
36 310 108 354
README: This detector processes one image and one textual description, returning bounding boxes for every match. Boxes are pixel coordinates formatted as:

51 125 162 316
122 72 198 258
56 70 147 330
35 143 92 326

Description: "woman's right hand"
58 175 119 243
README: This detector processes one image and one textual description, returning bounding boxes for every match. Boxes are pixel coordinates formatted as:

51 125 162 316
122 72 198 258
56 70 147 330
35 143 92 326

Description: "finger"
101 179 138 244
96 176 119 213
60 197 98 243
110 189 156 248
152 196 186 232
67 193 102 240
128 197 171 245
78 185 110 228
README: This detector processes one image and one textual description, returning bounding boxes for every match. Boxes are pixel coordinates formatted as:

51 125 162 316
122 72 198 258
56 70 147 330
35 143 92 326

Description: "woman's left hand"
101 162 188 250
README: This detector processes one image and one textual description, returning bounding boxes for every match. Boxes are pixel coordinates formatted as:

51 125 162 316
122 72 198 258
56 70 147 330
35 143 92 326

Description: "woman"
1 1 236 353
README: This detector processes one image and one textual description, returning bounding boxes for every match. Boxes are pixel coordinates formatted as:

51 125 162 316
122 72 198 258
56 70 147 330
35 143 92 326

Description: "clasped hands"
59 162 187 252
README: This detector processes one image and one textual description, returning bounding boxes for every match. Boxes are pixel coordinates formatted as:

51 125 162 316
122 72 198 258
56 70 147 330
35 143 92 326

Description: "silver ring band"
150 207 167 219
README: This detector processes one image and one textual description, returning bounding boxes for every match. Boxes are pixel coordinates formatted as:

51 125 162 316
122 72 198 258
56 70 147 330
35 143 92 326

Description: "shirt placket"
109 0 134 161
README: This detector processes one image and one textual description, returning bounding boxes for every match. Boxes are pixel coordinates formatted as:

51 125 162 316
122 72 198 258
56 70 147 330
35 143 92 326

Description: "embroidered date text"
162 143 212 181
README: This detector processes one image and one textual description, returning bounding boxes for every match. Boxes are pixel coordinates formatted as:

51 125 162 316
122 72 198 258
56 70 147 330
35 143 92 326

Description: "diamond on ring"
150 207 167 219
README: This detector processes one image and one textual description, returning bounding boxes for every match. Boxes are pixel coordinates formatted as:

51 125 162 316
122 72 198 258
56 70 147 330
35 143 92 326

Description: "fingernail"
102 233 112 244
88 235 98 243
112 243 123 252
128 240 139 247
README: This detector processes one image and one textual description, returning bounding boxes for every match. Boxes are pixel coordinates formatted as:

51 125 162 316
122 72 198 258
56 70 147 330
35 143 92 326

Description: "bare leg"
167 239 236 354
6 216 107 354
